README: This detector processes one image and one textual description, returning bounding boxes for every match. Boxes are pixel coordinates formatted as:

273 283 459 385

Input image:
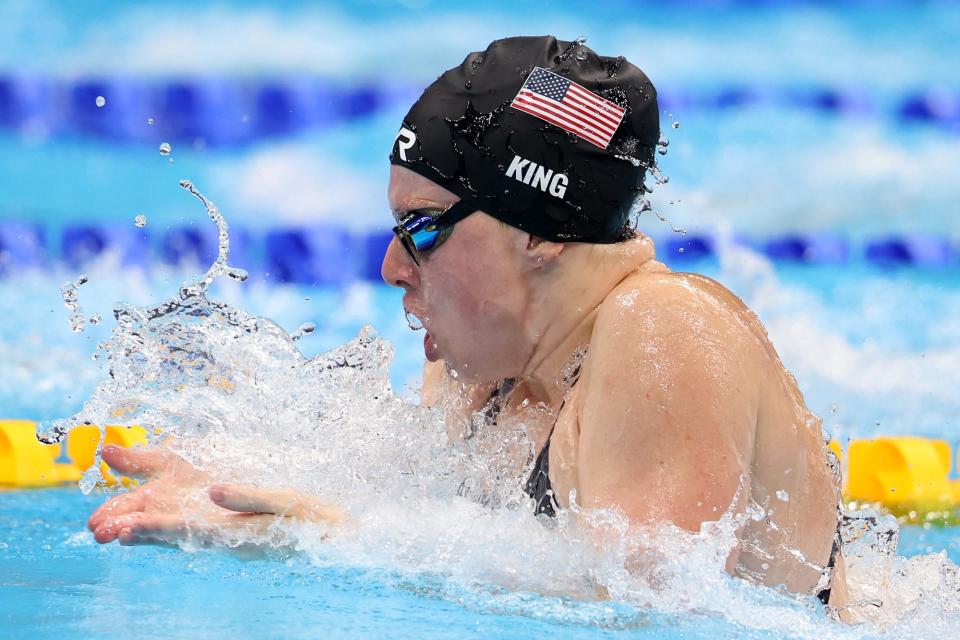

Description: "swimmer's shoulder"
597 269 743 328
593 269 782 383
587 270 764 378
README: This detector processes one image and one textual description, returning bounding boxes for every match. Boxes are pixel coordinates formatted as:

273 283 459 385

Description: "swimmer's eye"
392 208 454 265
390 199 480 266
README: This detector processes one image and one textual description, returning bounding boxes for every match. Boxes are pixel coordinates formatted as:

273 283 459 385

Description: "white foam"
38 184 960 635
708 232 960 436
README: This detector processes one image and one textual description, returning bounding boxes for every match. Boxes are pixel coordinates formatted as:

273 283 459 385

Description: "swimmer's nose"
381 236 418 289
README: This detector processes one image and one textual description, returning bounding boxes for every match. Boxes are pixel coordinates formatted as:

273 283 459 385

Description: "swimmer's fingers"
108 512 280 548
92 511 153 544
116 513 196 546
101 445 173 480
209 484 345 524
87 489 147 533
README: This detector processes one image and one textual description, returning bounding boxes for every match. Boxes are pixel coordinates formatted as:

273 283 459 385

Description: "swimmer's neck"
515 233 661 409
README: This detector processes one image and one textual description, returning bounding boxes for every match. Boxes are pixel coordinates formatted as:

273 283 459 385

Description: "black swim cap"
389 35 660 244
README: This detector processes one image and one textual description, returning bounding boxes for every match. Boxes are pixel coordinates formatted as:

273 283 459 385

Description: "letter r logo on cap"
395 127 417 161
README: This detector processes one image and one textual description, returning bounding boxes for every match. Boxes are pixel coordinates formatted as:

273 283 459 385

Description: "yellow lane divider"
0 419 146 488
3 419 960 521
842 437 960 522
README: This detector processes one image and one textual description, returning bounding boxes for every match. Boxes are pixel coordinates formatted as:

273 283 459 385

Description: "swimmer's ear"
525 234 564 268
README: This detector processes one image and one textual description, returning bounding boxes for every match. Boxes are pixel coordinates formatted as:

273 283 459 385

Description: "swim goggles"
391 198 480 266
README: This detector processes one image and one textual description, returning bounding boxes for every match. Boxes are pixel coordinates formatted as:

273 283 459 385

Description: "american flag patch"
510 67 626 149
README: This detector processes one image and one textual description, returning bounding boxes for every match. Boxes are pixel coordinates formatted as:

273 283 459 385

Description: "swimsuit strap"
523 362 584 517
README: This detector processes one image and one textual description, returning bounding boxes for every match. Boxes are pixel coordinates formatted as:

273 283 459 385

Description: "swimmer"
86 36 848 609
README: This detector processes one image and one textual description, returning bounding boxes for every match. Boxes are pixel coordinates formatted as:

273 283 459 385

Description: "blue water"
2 0 960 637
1 488 957 639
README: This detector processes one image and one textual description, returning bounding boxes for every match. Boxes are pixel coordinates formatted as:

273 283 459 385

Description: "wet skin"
88 164 846 607
384 165 847 604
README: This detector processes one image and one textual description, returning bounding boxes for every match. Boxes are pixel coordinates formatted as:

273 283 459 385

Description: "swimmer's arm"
574 283 756 551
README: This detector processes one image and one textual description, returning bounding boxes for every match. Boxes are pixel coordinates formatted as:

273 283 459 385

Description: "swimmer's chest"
498 382 583 509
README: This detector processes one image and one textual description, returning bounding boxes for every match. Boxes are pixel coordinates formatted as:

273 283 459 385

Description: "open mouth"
405 309 426 332
405 309 439 362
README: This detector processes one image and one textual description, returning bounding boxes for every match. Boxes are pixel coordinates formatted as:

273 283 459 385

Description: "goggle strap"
437 197 482 228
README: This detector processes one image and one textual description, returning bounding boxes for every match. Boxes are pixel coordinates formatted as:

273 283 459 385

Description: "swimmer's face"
382 165 534 383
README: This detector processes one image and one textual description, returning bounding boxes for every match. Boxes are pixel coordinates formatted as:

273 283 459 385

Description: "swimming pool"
0 487 955 640
3 251 960 638
2 0 960 637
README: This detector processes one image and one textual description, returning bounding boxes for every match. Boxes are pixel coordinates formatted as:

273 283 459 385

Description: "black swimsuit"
816 536 841 606
496 368 842 605
484 365 582 519
527 363 583 517
524 422 559 517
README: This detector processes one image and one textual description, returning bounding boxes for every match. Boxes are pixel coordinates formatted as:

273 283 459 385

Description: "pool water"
3 0 960 637
3 253 960 639
0 488 957 639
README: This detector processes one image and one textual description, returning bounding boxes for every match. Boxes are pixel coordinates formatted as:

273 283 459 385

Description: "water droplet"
168 157 174 165
657 146 668 156
159 142 171 156
60 274 90 332
79 464 103 494
776 490 790 502
95 96 106 108
89 313 102 325
464 80 472 89
134 214 147 228
405 311 424 331
672 121 680 129
574 51 588 61
291 322 316 342
678 247 685 253
147 117 155 125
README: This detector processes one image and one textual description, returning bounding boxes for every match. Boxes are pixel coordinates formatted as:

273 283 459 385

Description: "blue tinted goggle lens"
404 214 441 251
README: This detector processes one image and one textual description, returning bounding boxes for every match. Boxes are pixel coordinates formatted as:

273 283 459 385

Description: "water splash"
176 179 248 297
657 134 670 156
60 274 89 332
36 182 960 635
290 322 315 341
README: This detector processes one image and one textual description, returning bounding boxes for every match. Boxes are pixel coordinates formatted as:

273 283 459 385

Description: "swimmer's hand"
86 445 344 550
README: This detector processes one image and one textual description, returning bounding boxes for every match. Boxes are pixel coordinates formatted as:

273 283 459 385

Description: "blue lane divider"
162 226 217 267
61 225 107 268
1 222 958 280
265 227 357 285
0 76 956 146
362 231 393 282
762 232 850 263
60 225 152 268
0 222 46 275
663 234 714 261
899 89 960 125
865 233 954 268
